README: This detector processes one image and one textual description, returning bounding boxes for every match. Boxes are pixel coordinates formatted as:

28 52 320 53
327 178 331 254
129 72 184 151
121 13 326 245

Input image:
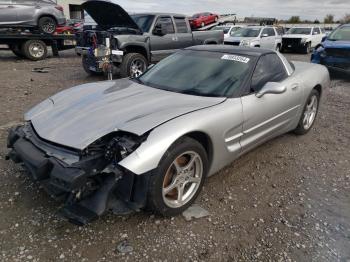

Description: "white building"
56 0 84 20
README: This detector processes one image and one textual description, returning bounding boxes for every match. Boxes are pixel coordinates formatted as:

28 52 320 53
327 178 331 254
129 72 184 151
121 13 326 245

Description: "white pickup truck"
282 26 326 53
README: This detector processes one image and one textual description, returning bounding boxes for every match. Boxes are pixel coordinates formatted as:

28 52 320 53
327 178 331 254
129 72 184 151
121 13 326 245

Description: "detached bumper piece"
7 124 151 225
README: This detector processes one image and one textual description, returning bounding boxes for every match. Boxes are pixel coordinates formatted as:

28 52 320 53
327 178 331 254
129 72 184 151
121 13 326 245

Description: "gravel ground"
0 49 349 262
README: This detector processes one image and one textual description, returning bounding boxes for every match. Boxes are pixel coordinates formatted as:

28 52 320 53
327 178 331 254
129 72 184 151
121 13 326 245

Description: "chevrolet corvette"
7 46 330 224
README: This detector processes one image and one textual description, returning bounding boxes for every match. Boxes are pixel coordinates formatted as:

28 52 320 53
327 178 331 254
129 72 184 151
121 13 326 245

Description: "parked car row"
219 25 327 54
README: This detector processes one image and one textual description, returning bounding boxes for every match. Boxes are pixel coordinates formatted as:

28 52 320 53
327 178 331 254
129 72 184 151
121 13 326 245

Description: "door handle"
7 5 15 8
291 84 299 90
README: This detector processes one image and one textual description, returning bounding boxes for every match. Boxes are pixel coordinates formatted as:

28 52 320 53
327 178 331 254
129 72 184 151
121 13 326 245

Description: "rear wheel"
21 40 47 61
38 16 57 34
147 137 208 216
294 89 320 135
120 52 147 78
9 43 24 58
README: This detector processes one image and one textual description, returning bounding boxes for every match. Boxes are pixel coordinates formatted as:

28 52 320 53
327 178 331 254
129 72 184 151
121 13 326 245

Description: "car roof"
185 45 275 57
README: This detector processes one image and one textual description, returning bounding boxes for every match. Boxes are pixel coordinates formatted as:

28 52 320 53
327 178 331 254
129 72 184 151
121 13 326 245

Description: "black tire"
9 44 24 58
21 40 47 61
294 89 320 135
82 55 103 76
38 16 57 34
147 137 209 216
304 42 311 54
276 44 281 52
120 53 147 78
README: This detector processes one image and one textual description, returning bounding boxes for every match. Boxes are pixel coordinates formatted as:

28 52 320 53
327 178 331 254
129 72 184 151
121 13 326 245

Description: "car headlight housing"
300 38 307 44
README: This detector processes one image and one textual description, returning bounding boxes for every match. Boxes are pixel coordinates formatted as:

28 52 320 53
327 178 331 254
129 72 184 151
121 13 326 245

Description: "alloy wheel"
303 94 318 130
129 58 146 77
162 151 203 208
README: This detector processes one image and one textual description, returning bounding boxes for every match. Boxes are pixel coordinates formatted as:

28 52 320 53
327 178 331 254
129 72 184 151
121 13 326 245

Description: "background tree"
324 14 334 24
288 16 301 23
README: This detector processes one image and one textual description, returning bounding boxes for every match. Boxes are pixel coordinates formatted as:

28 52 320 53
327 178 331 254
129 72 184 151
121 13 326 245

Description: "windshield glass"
131 15 155 32
211 26 230 34
328 25 350 41
231 28 261 37
137 50 253 97
287 28 312 35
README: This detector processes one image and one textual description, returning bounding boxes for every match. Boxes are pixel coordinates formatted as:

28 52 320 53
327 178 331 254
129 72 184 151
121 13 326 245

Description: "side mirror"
261 33 269 38
153 24 166 36
256 82 286 98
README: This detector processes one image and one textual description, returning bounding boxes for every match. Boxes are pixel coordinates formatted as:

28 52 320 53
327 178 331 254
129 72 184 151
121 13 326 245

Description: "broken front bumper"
7 124 151 225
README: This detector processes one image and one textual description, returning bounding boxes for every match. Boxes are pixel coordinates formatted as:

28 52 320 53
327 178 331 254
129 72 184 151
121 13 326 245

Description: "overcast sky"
114 0 348 20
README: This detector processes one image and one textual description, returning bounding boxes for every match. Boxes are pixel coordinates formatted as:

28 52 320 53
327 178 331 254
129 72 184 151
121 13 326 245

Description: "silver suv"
0 0 66 34
224 26 283 51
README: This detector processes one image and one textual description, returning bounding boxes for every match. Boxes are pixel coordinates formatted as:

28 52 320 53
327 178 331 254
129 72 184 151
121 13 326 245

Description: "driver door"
240 53 302 154
150 16 178 62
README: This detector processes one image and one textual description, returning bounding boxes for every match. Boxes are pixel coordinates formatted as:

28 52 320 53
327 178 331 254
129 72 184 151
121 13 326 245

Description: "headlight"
300 38 307 44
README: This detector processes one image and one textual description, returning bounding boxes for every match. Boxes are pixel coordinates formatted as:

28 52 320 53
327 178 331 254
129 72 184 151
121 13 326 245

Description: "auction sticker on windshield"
221 54 250 63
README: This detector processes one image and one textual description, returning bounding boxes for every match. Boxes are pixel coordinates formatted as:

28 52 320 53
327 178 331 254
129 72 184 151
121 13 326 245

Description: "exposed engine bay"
7 122 150 225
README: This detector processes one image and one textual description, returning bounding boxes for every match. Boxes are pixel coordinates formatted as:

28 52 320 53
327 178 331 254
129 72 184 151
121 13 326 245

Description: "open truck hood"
82 0 141 31
25 79 225 150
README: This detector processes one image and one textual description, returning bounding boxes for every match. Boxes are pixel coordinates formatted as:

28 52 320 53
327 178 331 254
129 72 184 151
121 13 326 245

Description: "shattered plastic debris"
182 204 210 221
116 240 133 254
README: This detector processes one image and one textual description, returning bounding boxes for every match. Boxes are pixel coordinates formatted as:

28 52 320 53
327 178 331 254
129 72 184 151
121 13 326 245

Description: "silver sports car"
7 46 330 224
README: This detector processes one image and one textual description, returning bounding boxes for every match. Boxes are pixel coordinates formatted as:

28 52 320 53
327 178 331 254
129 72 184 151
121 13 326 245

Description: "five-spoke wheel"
147 137 208 216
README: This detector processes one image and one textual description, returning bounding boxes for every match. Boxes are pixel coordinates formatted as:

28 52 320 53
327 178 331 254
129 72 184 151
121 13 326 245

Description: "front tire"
147 137 208 216
120 53 147 78
304 42 311 54
38 16 57 34
294 89 320 135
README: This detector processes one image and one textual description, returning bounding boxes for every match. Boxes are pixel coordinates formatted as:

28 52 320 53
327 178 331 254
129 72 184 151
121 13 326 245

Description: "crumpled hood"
82 0 141 31
25 79 225 150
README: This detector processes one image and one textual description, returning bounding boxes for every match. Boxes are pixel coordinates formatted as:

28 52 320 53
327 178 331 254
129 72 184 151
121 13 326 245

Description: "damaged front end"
6 122 151 225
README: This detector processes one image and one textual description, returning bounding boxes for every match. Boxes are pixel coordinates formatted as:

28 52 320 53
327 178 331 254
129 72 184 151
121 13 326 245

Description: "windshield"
131 15 155 32
287 28 312 35
231 28 261 37
211 26 230 34
137 50 253 97
328 25 350 41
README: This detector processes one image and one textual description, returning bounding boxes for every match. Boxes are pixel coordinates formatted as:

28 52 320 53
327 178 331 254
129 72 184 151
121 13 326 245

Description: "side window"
251 54 288 92
174 17 189 33
313 28 320 35
1 0 13 4
267 28 276 36
154 17 175 34
262 28 268 36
